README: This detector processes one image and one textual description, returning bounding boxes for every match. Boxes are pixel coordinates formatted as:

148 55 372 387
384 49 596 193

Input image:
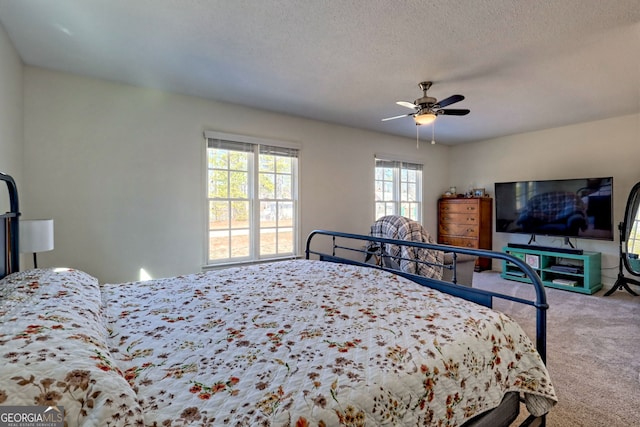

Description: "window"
374 157 422 221
205 132 298 264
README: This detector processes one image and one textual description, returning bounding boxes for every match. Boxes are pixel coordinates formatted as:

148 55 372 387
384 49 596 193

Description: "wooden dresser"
438 197 493 271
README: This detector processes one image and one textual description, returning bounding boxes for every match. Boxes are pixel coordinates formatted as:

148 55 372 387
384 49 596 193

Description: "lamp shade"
20 219 54 253
414 112 436 125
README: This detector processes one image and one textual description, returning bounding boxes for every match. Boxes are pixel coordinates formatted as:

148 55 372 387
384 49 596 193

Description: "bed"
0 172 556 426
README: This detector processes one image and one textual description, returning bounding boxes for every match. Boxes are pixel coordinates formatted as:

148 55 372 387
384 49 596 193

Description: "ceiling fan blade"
381 113 413 122
436 94 465 108
438 108 470 116
396 101 418 109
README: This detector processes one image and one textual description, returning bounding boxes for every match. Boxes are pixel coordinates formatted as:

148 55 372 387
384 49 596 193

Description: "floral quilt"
0 261 556 426
0 268 143 426
101 260 557 426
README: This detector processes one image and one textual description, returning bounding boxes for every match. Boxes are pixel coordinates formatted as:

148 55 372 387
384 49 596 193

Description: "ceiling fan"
382 81 470 125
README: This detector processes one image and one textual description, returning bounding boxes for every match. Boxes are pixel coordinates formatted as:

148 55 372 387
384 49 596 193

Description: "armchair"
368 215 477 286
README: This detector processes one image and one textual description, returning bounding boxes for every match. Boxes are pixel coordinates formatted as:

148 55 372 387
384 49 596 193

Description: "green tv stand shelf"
501 246 602 294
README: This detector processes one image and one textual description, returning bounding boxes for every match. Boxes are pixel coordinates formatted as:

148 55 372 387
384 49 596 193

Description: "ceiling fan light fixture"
414 112 436 125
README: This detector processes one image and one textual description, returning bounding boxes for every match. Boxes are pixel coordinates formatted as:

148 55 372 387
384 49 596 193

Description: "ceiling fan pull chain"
416 123 420 149
431 121 436 145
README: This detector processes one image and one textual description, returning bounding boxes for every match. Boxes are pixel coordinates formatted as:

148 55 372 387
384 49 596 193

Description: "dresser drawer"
438 197 493 272
438 223 479 238
439 200 479 214
438 236 479 248
439 212 479 225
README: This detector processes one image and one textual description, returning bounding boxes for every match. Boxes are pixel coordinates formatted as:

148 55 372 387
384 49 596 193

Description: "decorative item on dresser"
438 197 493 271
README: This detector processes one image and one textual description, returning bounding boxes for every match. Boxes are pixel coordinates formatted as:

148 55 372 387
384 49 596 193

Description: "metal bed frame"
0 172 19 279
306 229 550 427
0 171 550 426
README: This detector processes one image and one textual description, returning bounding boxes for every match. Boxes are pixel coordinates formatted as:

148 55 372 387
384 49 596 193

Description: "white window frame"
374 154 422 222
204 131 300 266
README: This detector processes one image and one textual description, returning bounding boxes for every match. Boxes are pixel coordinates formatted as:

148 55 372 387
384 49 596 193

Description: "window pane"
260 227 277 255
278 202 293 226
230 171 248 198
275 156 291 173
410 203 419 219
230 201 249 228
209 170 229 198
400 203 409 219
277 228 293 253
209 230 229 260
259 155 275 172
383 182 393 201
209 201 229 230
276 174 292 199
385 202 396 215
209 149 228 169
259 173 276 199
229 151 248 171
406 183 417 201
260 201 276 227
230 229 250 257
383 167 393 180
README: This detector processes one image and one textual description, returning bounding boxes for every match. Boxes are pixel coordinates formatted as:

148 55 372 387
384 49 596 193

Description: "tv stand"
502 246 601 294
507 242 583 255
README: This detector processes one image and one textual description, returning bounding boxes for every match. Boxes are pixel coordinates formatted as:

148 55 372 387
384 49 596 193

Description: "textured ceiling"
0 0 638 144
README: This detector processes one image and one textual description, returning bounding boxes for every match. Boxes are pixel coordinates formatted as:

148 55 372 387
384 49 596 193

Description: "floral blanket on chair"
369 215 444 279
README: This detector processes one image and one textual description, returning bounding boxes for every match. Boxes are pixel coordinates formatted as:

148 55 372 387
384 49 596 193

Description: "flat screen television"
494 177 613 241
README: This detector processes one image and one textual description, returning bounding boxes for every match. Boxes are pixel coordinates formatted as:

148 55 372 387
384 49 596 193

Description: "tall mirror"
605 181 640 296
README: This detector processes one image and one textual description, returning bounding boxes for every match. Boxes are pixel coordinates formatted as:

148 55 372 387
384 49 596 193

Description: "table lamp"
19 219 54 268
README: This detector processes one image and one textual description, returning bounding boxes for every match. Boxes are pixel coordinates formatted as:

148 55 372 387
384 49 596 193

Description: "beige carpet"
472 271 640 427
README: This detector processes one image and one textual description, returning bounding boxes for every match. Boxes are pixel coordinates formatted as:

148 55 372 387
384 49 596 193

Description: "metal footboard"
305 229 549 363
306 230 550 426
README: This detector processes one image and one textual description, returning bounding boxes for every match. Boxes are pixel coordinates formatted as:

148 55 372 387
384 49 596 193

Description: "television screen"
494 177 613 241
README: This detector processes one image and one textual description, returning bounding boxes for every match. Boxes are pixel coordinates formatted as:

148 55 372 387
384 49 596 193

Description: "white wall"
12 51 639 287
0 22 23 207
23 67 449 283
450 113 640 286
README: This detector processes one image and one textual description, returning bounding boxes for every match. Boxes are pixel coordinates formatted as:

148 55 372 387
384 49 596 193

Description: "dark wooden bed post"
0 172 20 278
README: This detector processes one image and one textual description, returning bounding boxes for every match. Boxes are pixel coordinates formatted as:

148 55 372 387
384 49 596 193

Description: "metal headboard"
0 172 20 279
